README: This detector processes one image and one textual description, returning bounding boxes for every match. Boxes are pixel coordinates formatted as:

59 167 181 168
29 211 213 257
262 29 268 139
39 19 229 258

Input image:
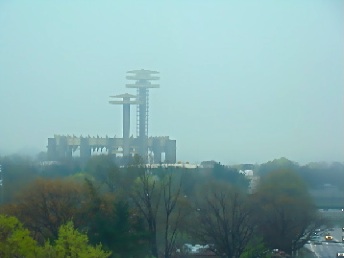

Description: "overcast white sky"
0 0 343 165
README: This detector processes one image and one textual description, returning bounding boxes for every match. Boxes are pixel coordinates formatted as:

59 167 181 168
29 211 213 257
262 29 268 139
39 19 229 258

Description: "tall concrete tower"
126 69 160 160
109 93 138 157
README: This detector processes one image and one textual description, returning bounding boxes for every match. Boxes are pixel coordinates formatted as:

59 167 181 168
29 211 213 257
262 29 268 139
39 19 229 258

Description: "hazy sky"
0 1 343 165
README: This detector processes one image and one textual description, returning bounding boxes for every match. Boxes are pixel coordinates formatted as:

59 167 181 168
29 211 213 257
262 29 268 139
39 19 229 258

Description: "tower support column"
109 93 138 159
123 103 130 156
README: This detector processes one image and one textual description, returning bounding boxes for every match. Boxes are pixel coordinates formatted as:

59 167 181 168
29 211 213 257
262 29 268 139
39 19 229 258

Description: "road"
305 227 344 258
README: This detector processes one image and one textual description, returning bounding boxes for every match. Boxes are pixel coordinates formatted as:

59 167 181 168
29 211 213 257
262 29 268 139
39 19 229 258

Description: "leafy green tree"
254 169 321 255
174 168 199 198
39 158 81 178
0 155 39 203
299 161 344 190
211 163 250 189
40 221 111 258
0 214 40 258
85 155 121 193
240 237 270 258
258 157 299 177
82 178 149 258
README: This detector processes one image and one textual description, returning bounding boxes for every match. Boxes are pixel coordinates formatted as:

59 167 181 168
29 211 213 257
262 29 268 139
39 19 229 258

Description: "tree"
161 172 186 258
258 157 299 177
211 163 250 189
0 155 39 203
299 161 344 190
0 214 40 258
85 155 121 193
240 237 270 258
194 182 255 258
39 159 81 179
3 178 85 242
254 169 321 255
130 162 193 258
83 178 149 258
131 162 162 258
40 221 111 258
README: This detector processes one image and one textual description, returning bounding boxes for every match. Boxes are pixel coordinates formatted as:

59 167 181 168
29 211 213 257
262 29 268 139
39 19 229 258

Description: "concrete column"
165 140 176 164
123 103 130 156
80 137 91 166
57 136 68 159
47 138 57 160
153 146 162 164
138 87 147 139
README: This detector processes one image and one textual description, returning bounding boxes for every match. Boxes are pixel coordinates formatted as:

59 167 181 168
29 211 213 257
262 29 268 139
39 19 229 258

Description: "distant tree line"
257 157 344 190
0 154 336 257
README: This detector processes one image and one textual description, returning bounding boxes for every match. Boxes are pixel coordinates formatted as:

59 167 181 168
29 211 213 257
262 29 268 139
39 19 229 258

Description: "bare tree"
194 182 255 258
131 164 162 258
162 172 184 258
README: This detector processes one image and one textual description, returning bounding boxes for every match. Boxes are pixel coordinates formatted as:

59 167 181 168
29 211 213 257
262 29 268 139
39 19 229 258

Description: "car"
342 227 344 232
325 235 333 241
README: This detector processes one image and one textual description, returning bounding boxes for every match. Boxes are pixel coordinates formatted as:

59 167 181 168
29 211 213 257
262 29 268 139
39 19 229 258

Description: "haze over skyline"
0 1 343 165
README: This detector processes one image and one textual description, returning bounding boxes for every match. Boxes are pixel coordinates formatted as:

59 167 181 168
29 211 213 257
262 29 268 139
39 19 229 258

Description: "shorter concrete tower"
109 93 138 157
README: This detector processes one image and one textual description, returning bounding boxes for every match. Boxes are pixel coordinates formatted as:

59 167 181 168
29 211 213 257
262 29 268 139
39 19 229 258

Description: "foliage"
0 214 40 258
298 161 344 189
85 155 139 197
39 160 81 178
240 237 270 258
0 155 39 203
254 169 320 254
258 158 344 190
257 157 298 177
211 163 250 189
82 178 149 258
40 221 111 258
85 155 119 192
2 154 343 258
3 178 85 242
